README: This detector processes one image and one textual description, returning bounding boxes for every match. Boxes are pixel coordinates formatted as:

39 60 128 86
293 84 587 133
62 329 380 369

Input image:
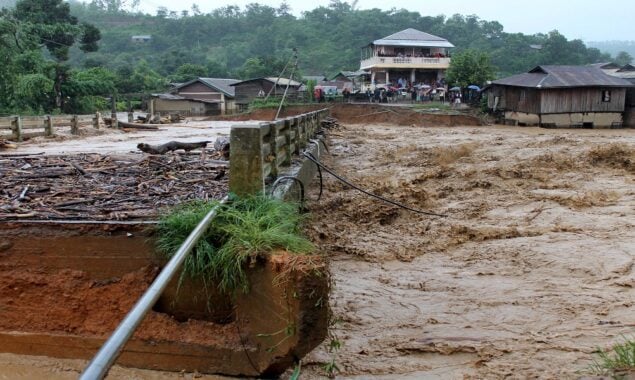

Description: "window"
602 90 611 102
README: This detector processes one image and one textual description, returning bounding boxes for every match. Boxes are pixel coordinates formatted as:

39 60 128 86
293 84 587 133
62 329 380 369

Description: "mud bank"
0 223 329 377
297 124 635 378
219 104 482 127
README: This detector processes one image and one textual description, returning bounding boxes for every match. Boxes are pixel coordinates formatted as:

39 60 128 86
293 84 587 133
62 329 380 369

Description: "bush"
155 195 315 294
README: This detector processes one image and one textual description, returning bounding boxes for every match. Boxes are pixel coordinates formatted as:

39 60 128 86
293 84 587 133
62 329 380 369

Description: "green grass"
155 195 314 294
588 337 635 378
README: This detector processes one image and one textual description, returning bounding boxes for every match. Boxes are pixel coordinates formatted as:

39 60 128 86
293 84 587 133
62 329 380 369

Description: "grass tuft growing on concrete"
156 195 314 293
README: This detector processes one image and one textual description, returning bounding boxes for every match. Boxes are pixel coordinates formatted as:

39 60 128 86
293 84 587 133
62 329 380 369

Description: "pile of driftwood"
321 117 341 129
0 153 228 221
0 139 17 150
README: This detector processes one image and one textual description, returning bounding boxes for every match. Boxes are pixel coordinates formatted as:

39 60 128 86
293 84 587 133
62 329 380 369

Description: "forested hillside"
68 0 612 78
0 0 622 114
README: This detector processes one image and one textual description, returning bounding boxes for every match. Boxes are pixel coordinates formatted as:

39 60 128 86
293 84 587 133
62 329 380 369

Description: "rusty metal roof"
493 65 634 88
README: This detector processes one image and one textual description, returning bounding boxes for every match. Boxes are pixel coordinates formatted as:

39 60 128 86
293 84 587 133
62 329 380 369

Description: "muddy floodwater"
2 122 634 379
297 124 635 379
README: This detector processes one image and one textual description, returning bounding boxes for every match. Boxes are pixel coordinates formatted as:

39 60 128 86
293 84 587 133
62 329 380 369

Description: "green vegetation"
588 338 635 378
446 49 495 88
0 0 625 115
411 101 453 111
155 195 314 294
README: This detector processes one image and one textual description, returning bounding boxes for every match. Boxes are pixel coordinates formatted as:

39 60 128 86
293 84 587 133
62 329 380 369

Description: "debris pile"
321 116 341 129
0 139 17 150
0 153 228 221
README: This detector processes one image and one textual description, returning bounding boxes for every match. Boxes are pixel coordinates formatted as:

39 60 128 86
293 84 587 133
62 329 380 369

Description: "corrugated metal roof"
175 77 240 97
373 28 454 48
151 93 186 100
492 65 634 88
264 77 302 86
150 93 220 103
198 78 240 97
230 77 302 87
590 62 621 70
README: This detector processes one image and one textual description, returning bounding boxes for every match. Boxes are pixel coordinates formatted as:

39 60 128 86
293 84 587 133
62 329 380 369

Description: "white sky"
134 0 635 42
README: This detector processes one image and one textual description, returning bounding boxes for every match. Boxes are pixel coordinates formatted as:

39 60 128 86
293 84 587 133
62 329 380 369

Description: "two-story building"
360 28 454 87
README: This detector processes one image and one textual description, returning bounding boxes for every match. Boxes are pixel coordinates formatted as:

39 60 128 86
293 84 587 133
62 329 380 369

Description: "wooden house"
150 93 216 116
230 77 302 111
486 65 633 128
608 64 635 126
174 78 239 115
360 28 454 87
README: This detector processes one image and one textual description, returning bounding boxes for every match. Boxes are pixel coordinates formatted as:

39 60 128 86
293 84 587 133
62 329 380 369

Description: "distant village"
151 28 634 129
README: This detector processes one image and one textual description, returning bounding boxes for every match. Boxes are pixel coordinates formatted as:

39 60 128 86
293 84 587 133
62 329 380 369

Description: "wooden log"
137 141 211 155
118 121 160 130
0 139 17 150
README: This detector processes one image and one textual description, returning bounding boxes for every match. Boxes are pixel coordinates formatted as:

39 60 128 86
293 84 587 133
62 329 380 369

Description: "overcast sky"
134 0 634 42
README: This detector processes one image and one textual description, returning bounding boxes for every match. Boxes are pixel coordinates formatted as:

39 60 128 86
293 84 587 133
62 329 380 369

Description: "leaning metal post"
79 195 229 380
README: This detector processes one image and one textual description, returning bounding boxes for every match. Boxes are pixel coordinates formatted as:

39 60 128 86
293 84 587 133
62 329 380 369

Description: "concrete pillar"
411 69 416 84
149 98 155 117
371 71 376 85
229 125 265 197
93 112 100 129
11 116 22 142
71 115 79 135
45 115 54 136
385 71 390 85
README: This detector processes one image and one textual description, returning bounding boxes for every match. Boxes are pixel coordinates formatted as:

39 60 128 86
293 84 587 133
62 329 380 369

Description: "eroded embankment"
296 124 635 379
0 223 328 378
218 104 482 127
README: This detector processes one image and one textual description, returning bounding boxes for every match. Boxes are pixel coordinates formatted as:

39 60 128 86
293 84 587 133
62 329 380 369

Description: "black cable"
315 158 323 201
306 141 324 201
235 321 260 374
310 138 330 154
270 175 305 204
303 152 447 218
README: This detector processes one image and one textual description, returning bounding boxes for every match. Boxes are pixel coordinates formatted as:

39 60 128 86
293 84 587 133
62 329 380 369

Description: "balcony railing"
360 56 451 69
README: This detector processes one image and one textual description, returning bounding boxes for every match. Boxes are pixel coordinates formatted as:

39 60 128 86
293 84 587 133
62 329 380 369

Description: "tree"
170 63 207 82
446 49 496 88
12 0 101 108
615 51 633 66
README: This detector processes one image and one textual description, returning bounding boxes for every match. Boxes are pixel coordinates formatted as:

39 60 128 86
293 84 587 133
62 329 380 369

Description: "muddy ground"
296 123 635 379
1 118 634 379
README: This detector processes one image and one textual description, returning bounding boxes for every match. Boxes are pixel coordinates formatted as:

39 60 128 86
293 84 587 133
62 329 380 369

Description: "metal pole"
80 195 229 380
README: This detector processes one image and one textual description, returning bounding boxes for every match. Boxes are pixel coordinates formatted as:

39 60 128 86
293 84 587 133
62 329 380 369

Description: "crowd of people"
364 77 451 104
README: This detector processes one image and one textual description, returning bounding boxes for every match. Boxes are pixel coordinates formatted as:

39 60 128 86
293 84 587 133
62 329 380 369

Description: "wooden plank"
20 119 45 127
20 116 44 122
21 125 46 130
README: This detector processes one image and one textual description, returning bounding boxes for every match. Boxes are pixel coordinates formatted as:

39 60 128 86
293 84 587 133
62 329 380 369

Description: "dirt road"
298 123 635 378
